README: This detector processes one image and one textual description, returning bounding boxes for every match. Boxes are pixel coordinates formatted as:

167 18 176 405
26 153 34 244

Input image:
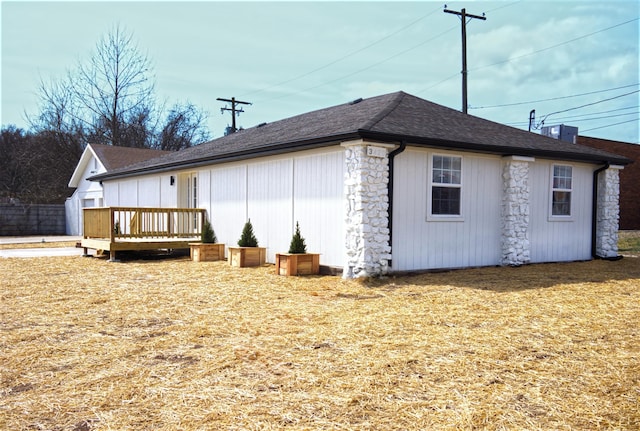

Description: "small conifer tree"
288 221 307 254
201 219 217 243
237 219 259 247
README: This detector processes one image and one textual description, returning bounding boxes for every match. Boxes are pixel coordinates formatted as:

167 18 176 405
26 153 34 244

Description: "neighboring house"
89 92 630 277
575 136 639 230
66 144 170 235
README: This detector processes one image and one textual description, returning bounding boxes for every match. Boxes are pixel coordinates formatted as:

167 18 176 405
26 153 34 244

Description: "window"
551 165 572 216
431 155 462 216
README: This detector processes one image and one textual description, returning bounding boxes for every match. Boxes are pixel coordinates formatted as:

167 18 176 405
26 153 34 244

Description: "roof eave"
358 131 632 165
89 131 363 182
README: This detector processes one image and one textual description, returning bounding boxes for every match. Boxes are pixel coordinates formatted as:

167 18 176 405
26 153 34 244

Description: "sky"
1 0 639 144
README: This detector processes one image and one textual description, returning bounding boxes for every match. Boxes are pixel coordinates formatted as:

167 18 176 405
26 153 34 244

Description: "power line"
241 4 443 99
506 106 639 126
545 111 638 124
416 72 460 95
484 0 523 14
536 89 640 128
470 83 639 110
420 17 638 97
470 17 639 72
580 118 639 133
254 24 458 104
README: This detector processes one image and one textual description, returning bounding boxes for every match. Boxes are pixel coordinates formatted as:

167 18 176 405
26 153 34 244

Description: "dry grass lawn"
1 251 639 430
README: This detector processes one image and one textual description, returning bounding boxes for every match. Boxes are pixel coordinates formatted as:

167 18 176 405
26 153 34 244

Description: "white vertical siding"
66 156 107 234
159 175 177 208
201 148 345 266
137 177 161 207
391 148 502 271
293 151 345 266
117 179 139 206
247 159 294 262
102 183 119 206
198 170 212 213
209 165 247 250
529 160 593 262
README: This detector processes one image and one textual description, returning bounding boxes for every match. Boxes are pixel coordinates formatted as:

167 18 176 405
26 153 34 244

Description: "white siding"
247 159 294 262
209 165 247 251
293 151 345 267
202 148 345 266
529 160 593 262
391 148 502 271
116 179 139 207
160 175 177 208
137 177 161 207
66 155 106 235
103 182 119 206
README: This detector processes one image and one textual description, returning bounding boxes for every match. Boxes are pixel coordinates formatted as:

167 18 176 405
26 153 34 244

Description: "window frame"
549 164 574 220
427 153 464 222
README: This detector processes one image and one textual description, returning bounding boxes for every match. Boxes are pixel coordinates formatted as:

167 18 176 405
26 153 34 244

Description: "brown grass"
1 254 639 430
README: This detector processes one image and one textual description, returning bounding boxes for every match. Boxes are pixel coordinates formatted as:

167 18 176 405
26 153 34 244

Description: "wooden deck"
81 207 205 261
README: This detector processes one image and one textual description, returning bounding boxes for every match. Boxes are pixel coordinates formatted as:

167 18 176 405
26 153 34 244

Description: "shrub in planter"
276 222 320 276
229 219 266 267
201 219 217 243
238 219 259 247
288 222 307 254
190 218 224 262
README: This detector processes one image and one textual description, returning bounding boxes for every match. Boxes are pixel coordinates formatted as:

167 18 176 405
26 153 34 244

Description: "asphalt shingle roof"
92 92 630 181
90 143 171 171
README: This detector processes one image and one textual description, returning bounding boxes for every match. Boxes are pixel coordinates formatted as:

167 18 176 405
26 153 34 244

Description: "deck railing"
83 207 205 242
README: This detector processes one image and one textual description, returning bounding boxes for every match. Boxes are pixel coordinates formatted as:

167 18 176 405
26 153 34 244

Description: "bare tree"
0 126 29 202
72 24 155 147
0 126 82 204
158 102 211 151
29 76 82 136
30 25 209 152
11 26 210 204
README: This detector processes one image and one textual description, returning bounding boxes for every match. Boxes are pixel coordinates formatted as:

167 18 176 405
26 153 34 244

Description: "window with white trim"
551 165 572 216
431 155 462 216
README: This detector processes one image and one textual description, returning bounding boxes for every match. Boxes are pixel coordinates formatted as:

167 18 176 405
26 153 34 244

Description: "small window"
551 165 572 216
431 155 462 216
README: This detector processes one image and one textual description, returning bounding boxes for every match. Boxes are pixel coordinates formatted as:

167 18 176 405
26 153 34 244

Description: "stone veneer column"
342 141 393 278
501 156 533 266
595 166 622 258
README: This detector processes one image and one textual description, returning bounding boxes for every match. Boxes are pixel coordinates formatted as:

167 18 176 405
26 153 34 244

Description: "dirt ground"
1 243 639 430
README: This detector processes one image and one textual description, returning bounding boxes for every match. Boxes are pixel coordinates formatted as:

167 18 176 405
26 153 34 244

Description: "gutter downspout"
387 140 407 268
591 163 609 259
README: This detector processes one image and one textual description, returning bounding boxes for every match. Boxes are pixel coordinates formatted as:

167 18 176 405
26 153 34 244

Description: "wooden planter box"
275 253 320 276
228 247 266 267
189 243 225 262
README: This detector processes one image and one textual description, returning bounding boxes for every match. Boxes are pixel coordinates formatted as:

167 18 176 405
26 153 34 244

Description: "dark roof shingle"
93 92 630 180
91 143 171 171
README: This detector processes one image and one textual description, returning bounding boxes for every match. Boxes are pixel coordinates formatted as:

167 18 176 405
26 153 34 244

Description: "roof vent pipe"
349 98 363 105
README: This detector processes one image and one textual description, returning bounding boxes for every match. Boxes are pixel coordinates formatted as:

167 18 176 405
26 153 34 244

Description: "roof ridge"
361 91 407 131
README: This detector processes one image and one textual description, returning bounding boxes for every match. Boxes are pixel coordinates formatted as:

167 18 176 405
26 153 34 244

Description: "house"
575 136 639 230
66 143 170 235
88 92 630 277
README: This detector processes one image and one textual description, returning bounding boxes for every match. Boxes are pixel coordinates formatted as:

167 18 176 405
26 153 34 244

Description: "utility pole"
444 6 486 114
217 97 251 134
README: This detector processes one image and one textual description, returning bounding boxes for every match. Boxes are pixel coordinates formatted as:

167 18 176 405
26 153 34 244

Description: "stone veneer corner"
501 157 533 266
342 141 393 278
595 167 622 258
